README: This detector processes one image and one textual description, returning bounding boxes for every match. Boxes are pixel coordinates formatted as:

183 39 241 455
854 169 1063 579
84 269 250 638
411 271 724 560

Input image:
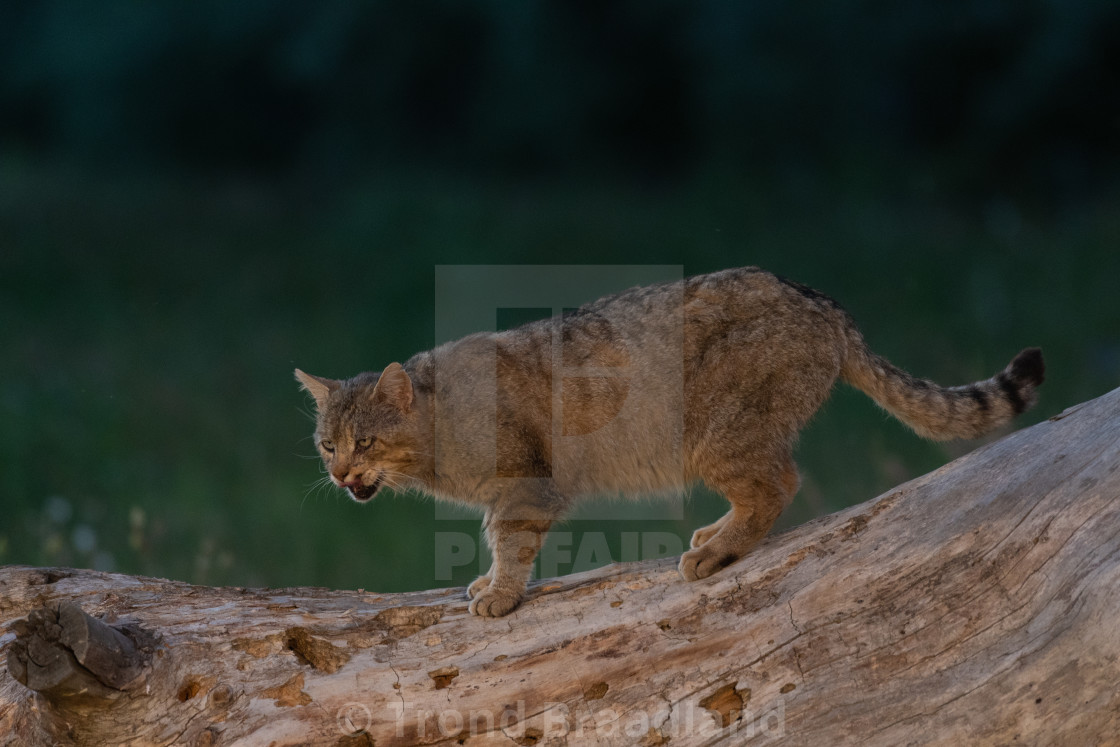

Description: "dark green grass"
2 164 1116 592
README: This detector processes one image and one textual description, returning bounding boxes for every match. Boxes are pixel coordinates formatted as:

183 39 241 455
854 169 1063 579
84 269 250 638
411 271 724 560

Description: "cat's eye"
319 439 335 452
357 437 374 448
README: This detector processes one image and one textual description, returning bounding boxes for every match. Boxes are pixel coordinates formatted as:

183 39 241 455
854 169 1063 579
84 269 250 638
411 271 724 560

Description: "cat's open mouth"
348 472 384 503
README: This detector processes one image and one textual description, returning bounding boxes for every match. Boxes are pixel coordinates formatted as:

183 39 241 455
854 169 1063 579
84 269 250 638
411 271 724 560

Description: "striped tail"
841 329 1045 441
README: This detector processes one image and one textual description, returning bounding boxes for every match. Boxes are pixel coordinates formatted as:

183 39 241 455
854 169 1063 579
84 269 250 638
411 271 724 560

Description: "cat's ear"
374 362 413 413
294 369 340 410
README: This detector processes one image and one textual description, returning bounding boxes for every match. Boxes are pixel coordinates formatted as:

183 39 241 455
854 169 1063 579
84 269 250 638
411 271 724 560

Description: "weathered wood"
7 600 155 700
2 387 1119 746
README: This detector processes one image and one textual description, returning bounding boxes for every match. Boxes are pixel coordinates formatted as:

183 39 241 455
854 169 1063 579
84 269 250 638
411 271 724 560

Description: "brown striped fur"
296 267 1044 617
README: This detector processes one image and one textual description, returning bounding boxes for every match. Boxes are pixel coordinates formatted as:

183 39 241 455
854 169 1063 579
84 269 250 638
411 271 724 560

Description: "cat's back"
558 265 822 328
429 266 837 378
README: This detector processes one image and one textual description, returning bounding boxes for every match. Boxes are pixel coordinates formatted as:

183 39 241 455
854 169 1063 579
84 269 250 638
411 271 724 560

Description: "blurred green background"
2 1 1117 593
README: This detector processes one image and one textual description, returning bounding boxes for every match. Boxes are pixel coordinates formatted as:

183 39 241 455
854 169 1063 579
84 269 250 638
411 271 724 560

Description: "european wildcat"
296 267 1044 617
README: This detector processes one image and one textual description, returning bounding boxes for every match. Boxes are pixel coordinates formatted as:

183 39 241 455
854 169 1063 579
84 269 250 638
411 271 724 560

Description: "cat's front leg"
470 508 554 617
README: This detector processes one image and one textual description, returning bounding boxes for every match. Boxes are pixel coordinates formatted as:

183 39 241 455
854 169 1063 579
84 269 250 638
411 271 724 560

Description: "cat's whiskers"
375 468 414 493
300 474 337 513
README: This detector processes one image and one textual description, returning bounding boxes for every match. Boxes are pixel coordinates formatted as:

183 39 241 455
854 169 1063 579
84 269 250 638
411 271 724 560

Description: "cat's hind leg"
680 451 798 582
690 511 731 549
466 566 493 600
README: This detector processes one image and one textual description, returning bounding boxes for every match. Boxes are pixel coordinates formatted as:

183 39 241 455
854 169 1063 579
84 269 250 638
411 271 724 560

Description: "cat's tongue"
349 473 383 502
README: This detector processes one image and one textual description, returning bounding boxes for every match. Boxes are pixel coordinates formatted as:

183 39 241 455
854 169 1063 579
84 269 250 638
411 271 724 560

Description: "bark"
2 387 1119 746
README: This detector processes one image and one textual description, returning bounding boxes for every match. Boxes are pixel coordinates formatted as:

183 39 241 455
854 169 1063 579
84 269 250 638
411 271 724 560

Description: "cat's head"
295 363 422 503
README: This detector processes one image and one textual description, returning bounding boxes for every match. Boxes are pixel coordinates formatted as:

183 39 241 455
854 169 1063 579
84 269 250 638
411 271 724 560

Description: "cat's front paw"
466 575 492 600
468 587 522 617
679 546 741 582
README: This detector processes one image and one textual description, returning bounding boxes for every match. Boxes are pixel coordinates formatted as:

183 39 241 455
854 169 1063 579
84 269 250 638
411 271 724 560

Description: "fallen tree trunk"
3 387 1120 746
